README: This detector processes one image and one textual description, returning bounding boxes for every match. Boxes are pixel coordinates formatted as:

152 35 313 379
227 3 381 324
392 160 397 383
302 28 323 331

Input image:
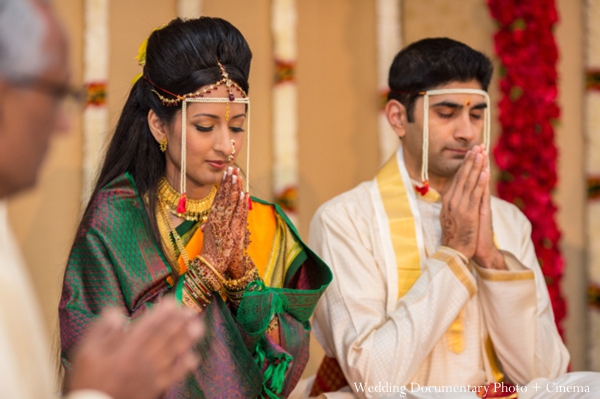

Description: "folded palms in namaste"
201 167 253 280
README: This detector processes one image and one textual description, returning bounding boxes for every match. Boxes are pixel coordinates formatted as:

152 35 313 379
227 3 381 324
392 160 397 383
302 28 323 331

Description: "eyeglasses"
9 76 87 109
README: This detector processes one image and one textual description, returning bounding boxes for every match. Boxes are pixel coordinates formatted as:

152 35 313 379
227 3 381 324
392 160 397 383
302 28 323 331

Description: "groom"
309 37 598 398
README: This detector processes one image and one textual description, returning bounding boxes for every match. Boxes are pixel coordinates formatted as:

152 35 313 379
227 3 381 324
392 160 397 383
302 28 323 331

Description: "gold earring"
159 137 168 152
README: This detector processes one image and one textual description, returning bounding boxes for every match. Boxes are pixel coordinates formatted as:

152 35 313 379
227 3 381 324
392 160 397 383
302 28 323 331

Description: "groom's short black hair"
387 38 493 122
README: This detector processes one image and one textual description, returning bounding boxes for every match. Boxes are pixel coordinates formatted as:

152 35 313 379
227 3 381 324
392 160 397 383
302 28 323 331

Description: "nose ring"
227 139 236 162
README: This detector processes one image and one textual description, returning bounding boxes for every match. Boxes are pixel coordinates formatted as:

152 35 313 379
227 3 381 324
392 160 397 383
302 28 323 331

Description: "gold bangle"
196 255 227 284
198 265 222 292
222 267 259 291
183 277 211 307
189 266 219 294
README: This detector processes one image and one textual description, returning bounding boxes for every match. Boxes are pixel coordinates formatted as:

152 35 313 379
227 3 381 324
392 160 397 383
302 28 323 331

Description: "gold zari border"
432 249 477 298
475 265 534 282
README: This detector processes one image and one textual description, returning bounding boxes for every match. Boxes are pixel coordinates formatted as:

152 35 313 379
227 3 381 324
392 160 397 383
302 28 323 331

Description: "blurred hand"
67 299 203 399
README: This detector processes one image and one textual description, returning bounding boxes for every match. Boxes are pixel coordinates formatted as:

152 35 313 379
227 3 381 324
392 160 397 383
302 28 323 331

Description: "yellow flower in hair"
136 37 149 67
132 72 144 85
132 24 167 85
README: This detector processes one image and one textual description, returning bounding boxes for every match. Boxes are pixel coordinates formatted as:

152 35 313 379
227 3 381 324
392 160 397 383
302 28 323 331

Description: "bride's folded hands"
201 167 248 280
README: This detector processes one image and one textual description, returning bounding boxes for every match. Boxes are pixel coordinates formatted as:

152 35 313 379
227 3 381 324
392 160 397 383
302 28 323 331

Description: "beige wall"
7 0 588 377
555 0 586 371
297 0 379 376
297 0 379 235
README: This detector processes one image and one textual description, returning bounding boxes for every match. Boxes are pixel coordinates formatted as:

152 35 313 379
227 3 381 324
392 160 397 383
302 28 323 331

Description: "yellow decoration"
131 72 143 85
132 24 167 84
135 36 148 67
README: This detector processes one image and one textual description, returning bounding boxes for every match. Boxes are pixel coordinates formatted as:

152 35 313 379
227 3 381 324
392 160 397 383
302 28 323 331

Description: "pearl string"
420 88 491 185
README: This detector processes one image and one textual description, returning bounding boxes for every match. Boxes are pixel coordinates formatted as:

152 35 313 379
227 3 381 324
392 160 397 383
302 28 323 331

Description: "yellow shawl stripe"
375 153 503 381
486 336 505 383
375 154 422 298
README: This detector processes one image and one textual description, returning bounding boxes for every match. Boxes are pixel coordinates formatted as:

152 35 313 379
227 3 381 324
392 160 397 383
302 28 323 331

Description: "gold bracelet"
222 267 259 291
196 255 227 284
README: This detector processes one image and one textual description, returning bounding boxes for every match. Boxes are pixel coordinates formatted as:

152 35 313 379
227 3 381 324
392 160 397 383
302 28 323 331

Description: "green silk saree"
59 173 332 398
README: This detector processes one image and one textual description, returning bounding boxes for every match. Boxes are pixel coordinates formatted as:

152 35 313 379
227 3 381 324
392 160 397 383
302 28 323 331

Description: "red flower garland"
488 0 566 335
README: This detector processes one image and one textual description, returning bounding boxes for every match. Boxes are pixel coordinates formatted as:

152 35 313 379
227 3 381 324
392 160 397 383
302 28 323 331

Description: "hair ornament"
132 24 167 85
145 60 247 106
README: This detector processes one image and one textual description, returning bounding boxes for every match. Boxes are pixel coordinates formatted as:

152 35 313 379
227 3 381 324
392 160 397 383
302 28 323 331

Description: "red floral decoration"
488 0 566 335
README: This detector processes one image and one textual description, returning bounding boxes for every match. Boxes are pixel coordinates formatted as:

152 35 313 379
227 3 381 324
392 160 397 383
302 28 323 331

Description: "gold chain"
158 197 192 270
157 177 216 221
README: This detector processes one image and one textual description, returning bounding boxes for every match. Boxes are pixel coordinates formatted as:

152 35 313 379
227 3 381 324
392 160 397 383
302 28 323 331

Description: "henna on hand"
201 167 252 279
242 223 255 272
201 168 238 274
227 191 249 279
441 213 457 244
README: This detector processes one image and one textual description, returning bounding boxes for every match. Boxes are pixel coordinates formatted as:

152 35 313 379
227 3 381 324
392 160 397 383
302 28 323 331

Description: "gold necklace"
157 177 216 222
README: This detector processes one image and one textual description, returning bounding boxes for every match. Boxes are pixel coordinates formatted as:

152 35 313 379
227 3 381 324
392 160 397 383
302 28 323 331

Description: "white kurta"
308 149 596 398
0 201 110 399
